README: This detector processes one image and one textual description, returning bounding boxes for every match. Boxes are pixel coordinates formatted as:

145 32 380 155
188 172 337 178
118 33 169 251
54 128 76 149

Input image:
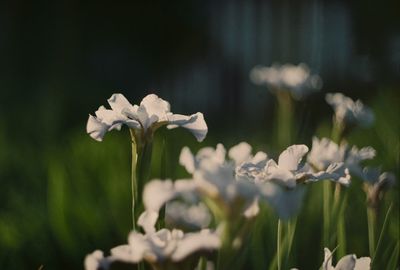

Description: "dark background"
0 0 399 269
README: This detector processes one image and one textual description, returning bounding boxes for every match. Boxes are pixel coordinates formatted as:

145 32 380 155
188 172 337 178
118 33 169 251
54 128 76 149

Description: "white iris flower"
87 93 207 142
308 137 375 178
326 93 374 128
250 63 322 99
321 248 370 270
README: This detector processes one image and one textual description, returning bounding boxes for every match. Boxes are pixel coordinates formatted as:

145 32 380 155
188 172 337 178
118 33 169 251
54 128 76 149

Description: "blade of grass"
387 241 399 270
372 203 393 264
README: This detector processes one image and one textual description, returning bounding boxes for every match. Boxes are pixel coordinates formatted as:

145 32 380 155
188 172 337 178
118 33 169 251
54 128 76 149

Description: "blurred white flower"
321 248 370 270
85 212 220 270
362 167 396 208
144 144 262 221
250 63 322 99
87 93 208 142
260 182 306 220
166 201 212 230
113 213 221 265
308 137 375 178
84 250 111 270
236 144 350 219
326 93 374 128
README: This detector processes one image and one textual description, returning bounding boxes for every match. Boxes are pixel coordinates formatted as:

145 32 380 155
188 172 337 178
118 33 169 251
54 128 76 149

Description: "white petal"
143 180 176 212
228 142 252 165
86 115 109 141
171 230 221 261
260 182 305 220
110 245 138 263
278 145 309 171
354 257 371 270
321 248 334 270
127 232 151 262
140 94 171 121
167 112 208 142
243 197 260 218
179 147 196 174
265 160 296 188
335 254 356 270
84 250 110 270
107 93 134 113
138 211 159 234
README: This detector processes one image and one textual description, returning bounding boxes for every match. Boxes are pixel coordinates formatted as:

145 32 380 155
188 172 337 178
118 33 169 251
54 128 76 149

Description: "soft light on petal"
167 112 208 142
171 230 221 261
228 142 252 165
138 211 159 234
278 145 309 171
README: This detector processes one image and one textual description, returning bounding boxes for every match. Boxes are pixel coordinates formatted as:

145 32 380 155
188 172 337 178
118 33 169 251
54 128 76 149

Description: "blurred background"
0 0 399 269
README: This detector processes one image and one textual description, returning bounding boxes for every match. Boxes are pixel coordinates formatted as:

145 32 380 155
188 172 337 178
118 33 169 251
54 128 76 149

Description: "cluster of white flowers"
250 63 322 99
84 91 394 270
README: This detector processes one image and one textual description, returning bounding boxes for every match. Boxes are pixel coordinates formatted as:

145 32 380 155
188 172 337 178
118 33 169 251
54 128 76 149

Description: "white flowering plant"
82 87 396 270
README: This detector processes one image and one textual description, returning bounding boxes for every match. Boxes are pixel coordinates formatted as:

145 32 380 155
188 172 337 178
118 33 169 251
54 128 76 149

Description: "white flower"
113 213 221 265
250 63 322 99
362 167 396 207
145 144 261 221
321 248 371 270
307 137 375 178
326 93 374 128
84 250 111 270
87 93 208 142
236 144 350 219
166 201 211 230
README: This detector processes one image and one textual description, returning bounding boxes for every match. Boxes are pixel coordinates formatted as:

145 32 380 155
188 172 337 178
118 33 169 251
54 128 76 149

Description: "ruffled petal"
86 115 109 142
107 93 134 113
140 94 171 122
167 112 208 142
228 142 252 165
171 230 221 261
278 145 309 171
335 254 356 270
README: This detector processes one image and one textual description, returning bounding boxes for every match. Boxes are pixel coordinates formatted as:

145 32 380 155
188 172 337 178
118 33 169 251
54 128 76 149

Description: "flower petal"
335 254 356 270
278 145 309 171
86 115 109 142
140 94 171 122
107 93 134 113
265 159 297 188
167 112 208 142
138 211 159 234
228 142 252 165
171 230 221 261
354 257 371 270
179 147 196 174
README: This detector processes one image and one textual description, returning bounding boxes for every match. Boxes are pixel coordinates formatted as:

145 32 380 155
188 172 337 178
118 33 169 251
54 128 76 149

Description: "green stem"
323 181 332 247
336 189 347 260
372 203 393 264
130 131 138 231
130 129 153 230
367 206 377 258
277 219 282 270
285 218 297 267
276 90 293 148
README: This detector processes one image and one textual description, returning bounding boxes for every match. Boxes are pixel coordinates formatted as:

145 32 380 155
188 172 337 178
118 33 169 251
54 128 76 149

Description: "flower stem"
130 131 138 231
277 219 282 270
323 181 332 247
130 129 153 230
336 189 347 260
276 90 293 148
367 206 376 258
